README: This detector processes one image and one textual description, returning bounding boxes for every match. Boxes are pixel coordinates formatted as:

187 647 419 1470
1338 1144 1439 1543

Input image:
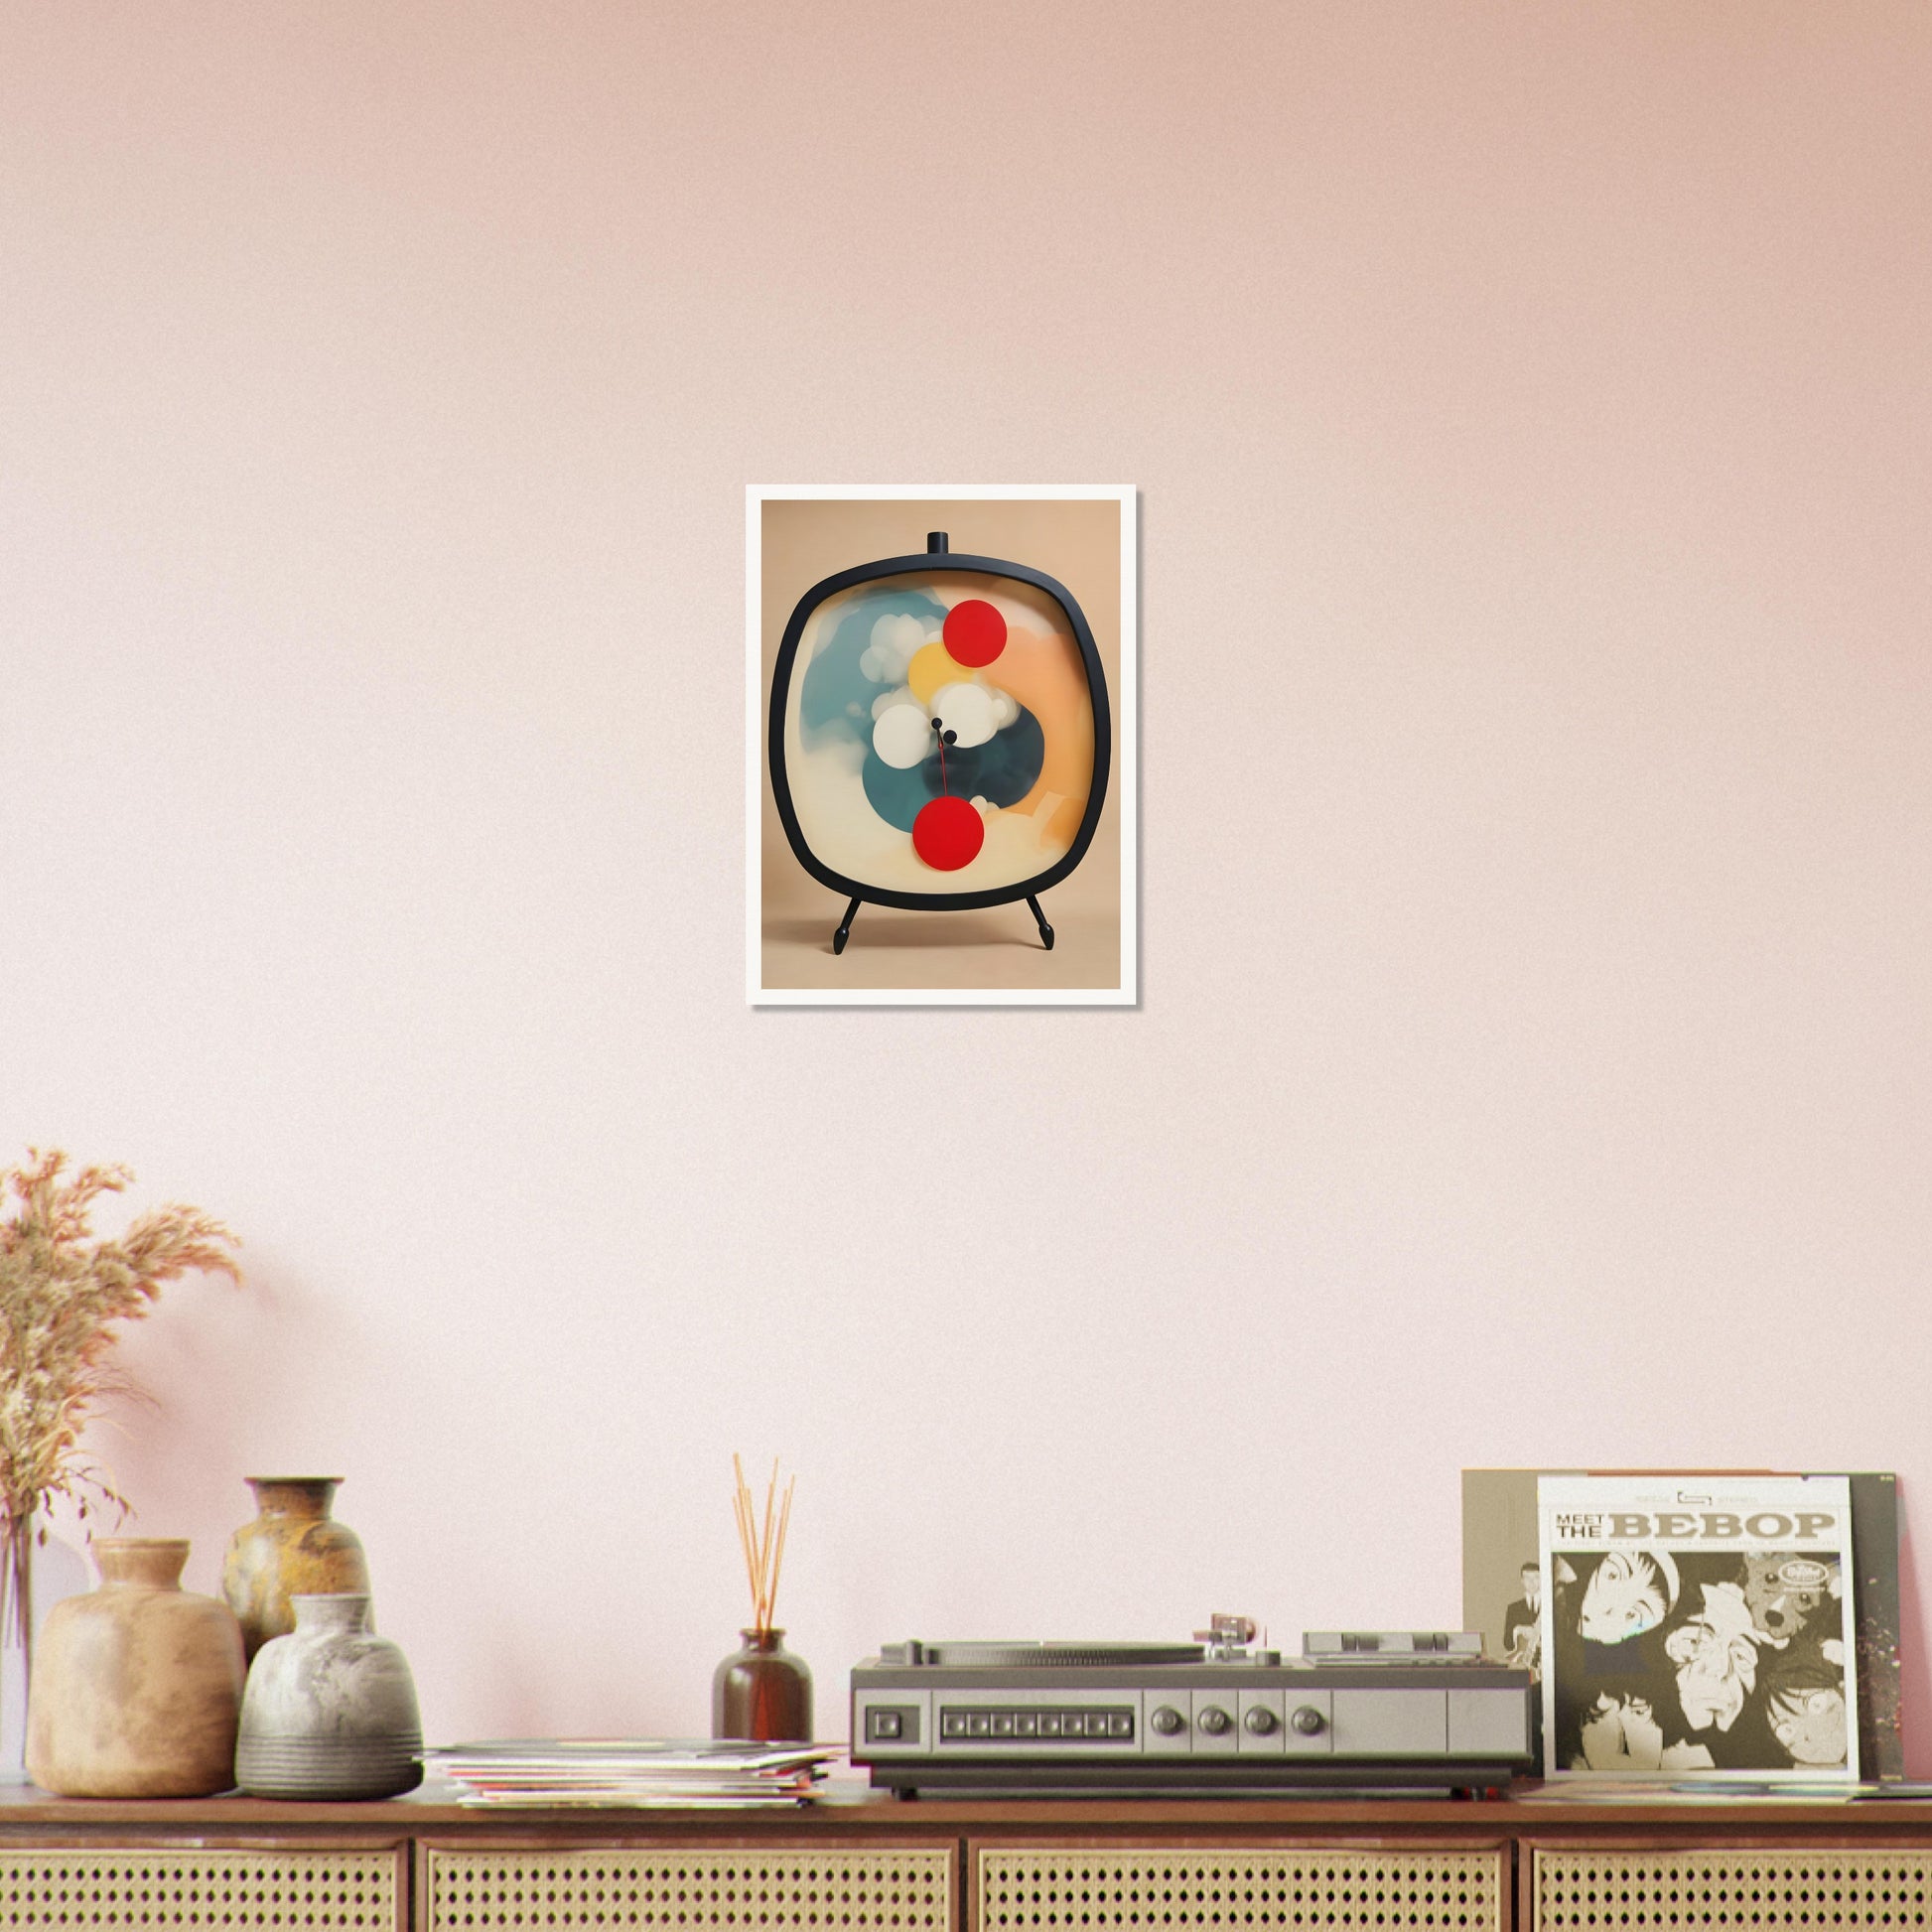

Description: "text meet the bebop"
1554 1511 1837 1542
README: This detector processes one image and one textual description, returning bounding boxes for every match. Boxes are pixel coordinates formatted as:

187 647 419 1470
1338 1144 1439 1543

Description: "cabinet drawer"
424 1844 956 1931
975 1846 1504 1932
1533 1847 1932 1929
0 1847 402 1931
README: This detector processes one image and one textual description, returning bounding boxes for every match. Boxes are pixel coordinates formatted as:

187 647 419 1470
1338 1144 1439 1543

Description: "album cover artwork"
1537 1473 1859 1782
1463 1468 1900 1782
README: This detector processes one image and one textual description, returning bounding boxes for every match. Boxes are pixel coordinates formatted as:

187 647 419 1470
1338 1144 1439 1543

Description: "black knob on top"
926 531 950 553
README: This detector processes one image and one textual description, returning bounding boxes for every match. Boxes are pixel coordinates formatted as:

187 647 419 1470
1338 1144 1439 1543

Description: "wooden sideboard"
6 1783 1932 1930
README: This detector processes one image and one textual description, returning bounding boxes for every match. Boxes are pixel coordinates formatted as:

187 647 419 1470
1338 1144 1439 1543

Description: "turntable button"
1151 1705 1185 1736
1108 1713 1133 1737
992 1713 1016 1736
1198 1705 1233 1735
967 1714 992 1736
1084 1712 1110 1736
872 1710 903 1739
1040 1714 1062 1736
1243 1707 1278 1736
942 1712 967 1737
1016 1713 1037 1737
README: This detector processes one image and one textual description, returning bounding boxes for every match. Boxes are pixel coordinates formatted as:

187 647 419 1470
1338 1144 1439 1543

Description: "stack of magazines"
423 1739 842 1807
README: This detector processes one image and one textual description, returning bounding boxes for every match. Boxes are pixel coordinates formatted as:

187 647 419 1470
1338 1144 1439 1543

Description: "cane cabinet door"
0 1846 403 1931
1532 1844 1932 1930
974 1844 1505 1932
424 1842 956 1932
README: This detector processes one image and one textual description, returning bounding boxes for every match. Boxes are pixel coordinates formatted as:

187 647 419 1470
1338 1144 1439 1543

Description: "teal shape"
861 705 1046 832
799 588 948 747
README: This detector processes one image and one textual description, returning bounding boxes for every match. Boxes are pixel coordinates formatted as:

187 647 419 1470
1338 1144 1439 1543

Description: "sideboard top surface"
3 1781 1932 1837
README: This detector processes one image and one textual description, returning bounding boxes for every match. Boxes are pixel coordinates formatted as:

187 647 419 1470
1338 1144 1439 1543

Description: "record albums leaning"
1536 1473 1860 1783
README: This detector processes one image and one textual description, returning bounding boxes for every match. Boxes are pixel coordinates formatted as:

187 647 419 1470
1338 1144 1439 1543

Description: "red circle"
911 795 984 872
942 599 1007 667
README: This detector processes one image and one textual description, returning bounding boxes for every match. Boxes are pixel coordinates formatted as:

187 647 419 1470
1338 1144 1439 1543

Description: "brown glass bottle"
712 1628 812 1742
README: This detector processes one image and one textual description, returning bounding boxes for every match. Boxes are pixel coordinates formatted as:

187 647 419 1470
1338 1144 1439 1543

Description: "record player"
850 1616 1532 1795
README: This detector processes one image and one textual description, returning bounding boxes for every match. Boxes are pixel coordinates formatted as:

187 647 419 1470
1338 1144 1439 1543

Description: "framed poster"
748 486 1137 1006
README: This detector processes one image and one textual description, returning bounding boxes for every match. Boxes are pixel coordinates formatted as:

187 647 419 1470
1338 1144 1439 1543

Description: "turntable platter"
911 1641 1207 1668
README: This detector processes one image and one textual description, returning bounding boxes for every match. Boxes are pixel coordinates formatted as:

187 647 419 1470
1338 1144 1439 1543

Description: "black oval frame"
767 541 1113 913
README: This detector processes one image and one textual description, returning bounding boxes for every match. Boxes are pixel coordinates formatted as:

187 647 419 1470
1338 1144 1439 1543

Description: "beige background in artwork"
3 3 1931 1765
758 495 1125 994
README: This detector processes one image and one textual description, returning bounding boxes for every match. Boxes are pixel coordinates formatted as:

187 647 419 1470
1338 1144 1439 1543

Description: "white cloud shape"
860 611 929 685
931 680 997 749
873 705 933 769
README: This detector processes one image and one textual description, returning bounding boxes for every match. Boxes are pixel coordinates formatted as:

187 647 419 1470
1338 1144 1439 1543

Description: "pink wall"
4 2 1929 1760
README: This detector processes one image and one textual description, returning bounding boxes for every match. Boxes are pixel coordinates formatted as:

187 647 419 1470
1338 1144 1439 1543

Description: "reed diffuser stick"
769 1479 794 1627
759 1459 777 1619
733 1454 797 1636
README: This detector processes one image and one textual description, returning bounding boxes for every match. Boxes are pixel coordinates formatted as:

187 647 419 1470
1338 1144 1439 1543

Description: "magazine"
421 1738 843 1807
1462 1469 1900 1781
1537 1473 1860 1783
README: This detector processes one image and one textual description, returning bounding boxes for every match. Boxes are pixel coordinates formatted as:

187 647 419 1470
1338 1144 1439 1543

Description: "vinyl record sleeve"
1537 1473 1859 1783
1462 1468 1901 1781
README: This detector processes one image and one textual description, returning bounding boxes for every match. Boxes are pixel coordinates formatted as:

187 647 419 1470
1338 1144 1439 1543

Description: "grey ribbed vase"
235 1593 422 1799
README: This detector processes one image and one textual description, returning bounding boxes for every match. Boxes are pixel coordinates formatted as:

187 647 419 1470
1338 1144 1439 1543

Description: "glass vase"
0 1519 28 1781
0 1516 88 1781
712 1628 812 1742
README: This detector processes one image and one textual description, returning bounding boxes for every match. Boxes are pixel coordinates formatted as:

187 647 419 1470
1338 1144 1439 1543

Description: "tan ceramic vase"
221 1477 371 1660
25 1538 245 1797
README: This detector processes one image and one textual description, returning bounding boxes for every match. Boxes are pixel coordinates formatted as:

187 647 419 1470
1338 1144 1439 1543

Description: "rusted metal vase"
220 1477 371 1660
25 1538 245 1798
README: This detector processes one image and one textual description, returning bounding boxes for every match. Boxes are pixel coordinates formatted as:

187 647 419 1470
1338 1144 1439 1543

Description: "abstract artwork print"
780 570 1096 897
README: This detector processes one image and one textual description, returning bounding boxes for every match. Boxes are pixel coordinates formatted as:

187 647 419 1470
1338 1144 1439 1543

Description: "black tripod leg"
832 897 862 955
1026 895 1054 950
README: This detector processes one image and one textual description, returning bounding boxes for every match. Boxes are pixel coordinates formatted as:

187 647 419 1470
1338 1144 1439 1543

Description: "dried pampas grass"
1 1148 240 1647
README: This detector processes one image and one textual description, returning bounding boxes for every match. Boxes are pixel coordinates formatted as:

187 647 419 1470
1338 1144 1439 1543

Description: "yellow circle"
907 640 964 708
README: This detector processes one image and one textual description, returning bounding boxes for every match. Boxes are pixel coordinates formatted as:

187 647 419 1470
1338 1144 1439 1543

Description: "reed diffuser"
711 1456 811 1743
